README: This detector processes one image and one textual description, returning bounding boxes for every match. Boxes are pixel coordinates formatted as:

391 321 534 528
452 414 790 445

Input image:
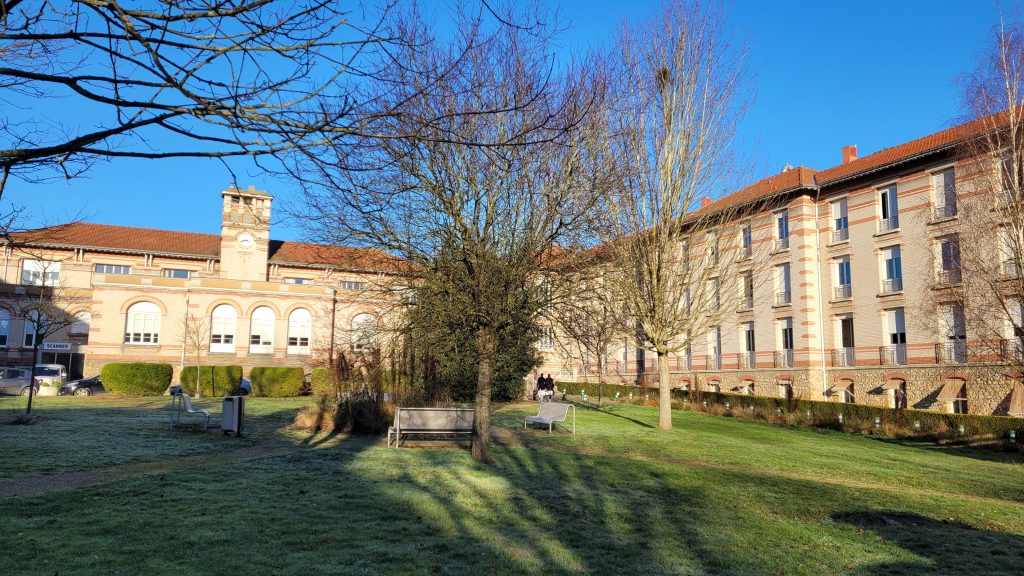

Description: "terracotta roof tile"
697 166 818 215
9 222 402 272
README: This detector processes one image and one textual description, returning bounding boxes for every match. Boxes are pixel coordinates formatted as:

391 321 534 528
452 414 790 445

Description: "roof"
815 113 999 186
699 166 818 215
7 222 403 273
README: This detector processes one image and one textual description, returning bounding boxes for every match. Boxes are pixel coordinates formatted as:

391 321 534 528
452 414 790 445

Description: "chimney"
842 145 858 164
701 196 712 208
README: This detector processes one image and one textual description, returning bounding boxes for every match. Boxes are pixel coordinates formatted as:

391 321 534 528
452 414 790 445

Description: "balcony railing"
833 284 852 300
881 277 903 294
774 237 790 252
739 245 752 259
677 355 692 371
832 347 855 367
707 354 722 370
1005 260 1021 278
832 228 849 243
880 344 908 365
737 351 756 369
937 268 962 285
1001 339 1024 362
878 216 900 233
932 203 957 220
774 350 793 368
738 295 753 311
935 341 967 364
775 291 792 306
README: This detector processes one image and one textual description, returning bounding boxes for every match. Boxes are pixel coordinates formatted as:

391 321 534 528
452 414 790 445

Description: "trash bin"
222 396 245 436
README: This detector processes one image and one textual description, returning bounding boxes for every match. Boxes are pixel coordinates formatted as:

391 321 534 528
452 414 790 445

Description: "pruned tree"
0 246 89 418
0 0 415 197
289 3 606 463
180 312 209 398
595 0 748 430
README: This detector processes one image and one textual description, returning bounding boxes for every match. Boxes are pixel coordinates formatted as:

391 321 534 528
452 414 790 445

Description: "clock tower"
219 184 272 281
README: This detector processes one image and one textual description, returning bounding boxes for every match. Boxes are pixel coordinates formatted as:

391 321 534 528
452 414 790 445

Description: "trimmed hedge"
250 366 305 397
311 367 336 397
181 365 242 396
557 382 1024 439
101 362 174 396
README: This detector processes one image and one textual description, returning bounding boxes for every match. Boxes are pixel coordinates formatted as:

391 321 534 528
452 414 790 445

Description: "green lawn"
0 396 1022 575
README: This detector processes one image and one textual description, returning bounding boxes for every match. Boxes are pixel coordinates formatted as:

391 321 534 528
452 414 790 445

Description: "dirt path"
0 443 293 499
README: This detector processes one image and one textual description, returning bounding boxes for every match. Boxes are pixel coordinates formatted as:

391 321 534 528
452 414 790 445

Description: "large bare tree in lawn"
0 0 410 197
289 5 606 462
596 0 747 430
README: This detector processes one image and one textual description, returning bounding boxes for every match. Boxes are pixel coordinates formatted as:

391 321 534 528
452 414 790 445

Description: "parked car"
60 376 104 396
33 364 67 386
0 367 36 396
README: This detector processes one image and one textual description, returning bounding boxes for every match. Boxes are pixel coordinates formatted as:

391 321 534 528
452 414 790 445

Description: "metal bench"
169 393 210 430
387 407 475 447
524 402 575 434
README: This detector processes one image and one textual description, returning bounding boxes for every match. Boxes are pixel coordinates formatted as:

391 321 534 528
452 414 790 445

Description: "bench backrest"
181 394 196 411
535 402 570 421
397 408 474 431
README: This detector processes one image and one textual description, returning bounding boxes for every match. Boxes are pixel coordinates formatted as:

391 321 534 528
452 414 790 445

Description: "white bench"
524 402 575 434
169 393 210 430
387 407 475 447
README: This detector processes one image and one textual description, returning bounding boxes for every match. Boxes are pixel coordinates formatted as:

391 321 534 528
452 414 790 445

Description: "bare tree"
290 4 606 463
594 0 748 430
0 0 417 197
180 312 209 398
0 249 89 418
919 19 1024 383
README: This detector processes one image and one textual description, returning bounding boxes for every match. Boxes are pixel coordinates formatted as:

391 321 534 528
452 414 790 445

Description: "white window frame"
94 263 131 275
249 307 275 354
124 302 161 345
210 304 237 353
287 308 312 354
21 260 60 286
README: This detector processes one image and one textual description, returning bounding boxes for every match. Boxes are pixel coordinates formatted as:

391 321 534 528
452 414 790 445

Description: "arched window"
71 312 90 336
351 313 377 352
24 310 47 347
210 305 237 353
287 309 311 354
0 309 9 347
249 306 275 354
125 302 161 344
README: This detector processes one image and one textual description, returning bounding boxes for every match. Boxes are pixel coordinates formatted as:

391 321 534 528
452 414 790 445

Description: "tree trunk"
25 342 40 415
472 327 497 464
657 350 672 430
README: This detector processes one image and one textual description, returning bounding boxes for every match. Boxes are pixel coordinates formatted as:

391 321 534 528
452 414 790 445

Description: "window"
882 246 902 293
741 321 755 368
352 313 378 352
284 277 311 285
938 236 961 284
21 260 60 286
933 167 957 218
740 223 752 257
835 314 855 366
832 198 849 241
940 303 967 363
124 302 160 345
707 232 719 266
707 326 722 369
884 308 907 364
879 185 899 231
162 269 194 279
841 382 856 404
775 263 791 305
739 272 754 309
287 309 312 354
708 278 720 312
70 312 90 336
775 211 790 250
341 281 368 291
777 317 794 367
0 309 8 347
249 306 275 354
835 256 852 299
23 310 46 347
538 326 554 350
210 305 237 353
94 263 131 275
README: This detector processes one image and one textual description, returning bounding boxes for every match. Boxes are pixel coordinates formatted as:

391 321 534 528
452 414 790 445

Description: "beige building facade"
539 120 1024 417
0 185 397 382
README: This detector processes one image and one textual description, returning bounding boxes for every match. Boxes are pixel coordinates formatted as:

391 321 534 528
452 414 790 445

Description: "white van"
34 364 67 386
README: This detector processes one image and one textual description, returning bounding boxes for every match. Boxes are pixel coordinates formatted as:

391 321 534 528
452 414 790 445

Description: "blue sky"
6 0 1003 242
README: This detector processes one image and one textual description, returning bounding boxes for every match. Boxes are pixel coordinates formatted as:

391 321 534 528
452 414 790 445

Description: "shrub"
101 363 173 396
310 367 336 397
180 365 242 396
250 367 305 397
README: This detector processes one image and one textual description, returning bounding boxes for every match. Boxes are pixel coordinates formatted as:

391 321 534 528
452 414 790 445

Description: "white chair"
169 393 211 430
524 402 575 434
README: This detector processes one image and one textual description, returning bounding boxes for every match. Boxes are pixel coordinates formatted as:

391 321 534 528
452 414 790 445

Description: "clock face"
237 232 255 250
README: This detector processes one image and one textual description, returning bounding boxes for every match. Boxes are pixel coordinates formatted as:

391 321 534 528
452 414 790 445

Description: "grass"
0 396 1021 575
